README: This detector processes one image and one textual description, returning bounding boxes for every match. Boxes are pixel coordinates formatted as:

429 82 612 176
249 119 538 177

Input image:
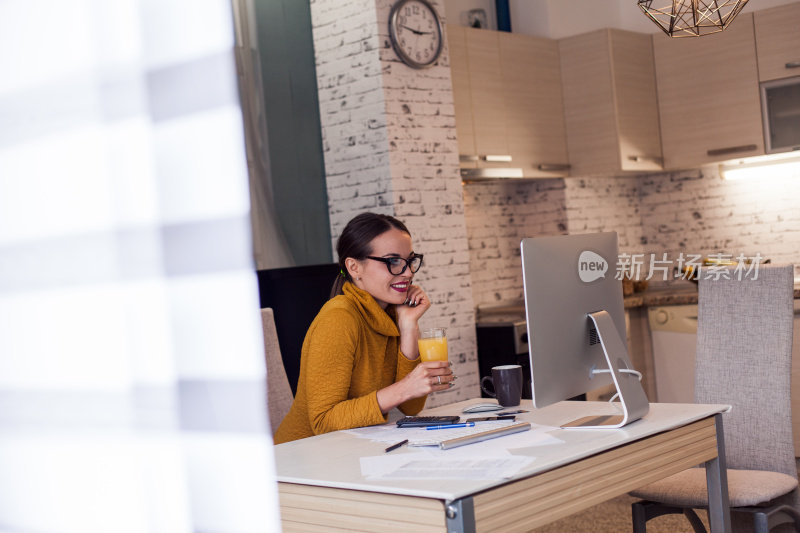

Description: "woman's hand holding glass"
401 359 454 397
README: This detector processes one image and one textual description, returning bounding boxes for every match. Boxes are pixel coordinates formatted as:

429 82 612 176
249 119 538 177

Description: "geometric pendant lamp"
638 0 750 37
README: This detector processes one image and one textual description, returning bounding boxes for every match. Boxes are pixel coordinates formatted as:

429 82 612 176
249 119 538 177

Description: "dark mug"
480 365 523 407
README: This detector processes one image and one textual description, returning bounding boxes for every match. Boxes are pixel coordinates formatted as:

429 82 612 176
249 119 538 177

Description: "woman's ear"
344 257 361 281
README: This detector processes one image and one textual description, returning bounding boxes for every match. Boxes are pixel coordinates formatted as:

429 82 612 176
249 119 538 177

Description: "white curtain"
0 0 281 531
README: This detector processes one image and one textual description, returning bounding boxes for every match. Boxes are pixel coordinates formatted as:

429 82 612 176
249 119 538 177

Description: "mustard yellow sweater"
273 282 426 444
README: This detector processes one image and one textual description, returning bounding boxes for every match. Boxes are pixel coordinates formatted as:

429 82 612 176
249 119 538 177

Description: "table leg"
446 496 475 533
705 413 731 532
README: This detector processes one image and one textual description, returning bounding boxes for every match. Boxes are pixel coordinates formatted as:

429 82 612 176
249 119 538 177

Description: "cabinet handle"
628 155 664 165
460 168 524 179
459 155 513 163
536 163 571 171
785 61 800 69
484 155 512 162
706 144 757 156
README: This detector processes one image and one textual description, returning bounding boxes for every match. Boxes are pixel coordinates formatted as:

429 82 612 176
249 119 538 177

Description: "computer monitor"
521 232 649 428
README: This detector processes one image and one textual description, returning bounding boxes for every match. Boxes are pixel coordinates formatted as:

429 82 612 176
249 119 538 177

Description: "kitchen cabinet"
447 25 569 179
448 25 513 175
463 27 509 167
447 25 477 170
754 2 800 82
653 12 764 169
498 31 570 177
559 29 663 175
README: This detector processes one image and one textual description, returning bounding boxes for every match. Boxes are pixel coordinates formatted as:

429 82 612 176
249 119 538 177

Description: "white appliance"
648 304 698 403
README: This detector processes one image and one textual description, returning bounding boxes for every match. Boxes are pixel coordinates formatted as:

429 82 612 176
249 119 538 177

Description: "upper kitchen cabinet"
653 13 764 169
559 29 663 176
447 25 569 179
754 2 800 82
447 25 478 167
498 32 570 177
449 26 513 175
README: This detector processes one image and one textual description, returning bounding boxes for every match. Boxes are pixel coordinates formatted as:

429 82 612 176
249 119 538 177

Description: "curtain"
0 0 281 531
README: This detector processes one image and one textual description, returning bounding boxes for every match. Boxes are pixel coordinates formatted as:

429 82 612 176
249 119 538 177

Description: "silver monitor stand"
561 310 650 429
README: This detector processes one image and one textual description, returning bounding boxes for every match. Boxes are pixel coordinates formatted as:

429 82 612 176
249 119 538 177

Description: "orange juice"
418 336 448 362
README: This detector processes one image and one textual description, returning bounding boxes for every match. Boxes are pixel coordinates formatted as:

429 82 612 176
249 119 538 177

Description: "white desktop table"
275 400 731 532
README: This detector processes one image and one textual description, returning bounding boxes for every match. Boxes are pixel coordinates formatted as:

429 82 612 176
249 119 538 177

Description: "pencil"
384 439 408 453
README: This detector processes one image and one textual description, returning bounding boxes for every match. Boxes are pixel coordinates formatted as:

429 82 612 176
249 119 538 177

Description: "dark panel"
257 263 339 394
475 326 531 399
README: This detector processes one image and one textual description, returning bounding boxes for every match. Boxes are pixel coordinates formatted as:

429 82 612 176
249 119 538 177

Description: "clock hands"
401 24 432 36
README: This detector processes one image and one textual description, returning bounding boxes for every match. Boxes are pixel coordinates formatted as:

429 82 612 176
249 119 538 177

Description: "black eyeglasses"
366 254 424 275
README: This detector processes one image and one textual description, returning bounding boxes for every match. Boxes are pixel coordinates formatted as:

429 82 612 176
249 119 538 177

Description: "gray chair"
631 264 800 533
262 307 294 435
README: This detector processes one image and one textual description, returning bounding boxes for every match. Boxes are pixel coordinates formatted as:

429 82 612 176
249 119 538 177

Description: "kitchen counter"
623 282 698 309
624 280 800 309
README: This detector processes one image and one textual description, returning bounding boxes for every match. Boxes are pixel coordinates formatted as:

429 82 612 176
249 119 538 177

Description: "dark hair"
330 212 411 298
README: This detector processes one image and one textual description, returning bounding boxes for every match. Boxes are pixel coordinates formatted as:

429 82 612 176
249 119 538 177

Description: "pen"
496 410 528 416
384 439 408 453
426 422 475 430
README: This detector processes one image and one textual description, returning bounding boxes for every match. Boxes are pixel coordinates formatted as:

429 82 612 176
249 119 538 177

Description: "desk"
275 400 731 532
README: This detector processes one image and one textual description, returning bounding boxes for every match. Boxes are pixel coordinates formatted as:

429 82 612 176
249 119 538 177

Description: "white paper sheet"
346 420 562 451
360 454 535 480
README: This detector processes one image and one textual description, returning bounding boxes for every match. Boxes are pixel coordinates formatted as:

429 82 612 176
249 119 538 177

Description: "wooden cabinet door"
653 13 764 169
754 2 800 82
447 25 476 166
610 30 663 172
560 30 619 176
464 27 510 164
560 29 662 175
499 32 569 177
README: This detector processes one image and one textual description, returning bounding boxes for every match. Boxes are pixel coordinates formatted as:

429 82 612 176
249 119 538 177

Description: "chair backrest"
696 264 795 477
262 307 294 435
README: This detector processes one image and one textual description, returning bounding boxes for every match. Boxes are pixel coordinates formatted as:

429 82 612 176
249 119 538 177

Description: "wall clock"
388 0 444 69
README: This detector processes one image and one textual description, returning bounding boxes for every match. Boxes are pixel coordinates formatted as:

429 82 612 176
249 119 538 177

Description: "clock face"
389 0 443 69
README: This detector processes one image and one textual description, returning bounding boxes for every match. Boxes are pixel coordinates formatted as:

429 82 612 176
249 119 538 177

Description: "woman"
273 212 455 444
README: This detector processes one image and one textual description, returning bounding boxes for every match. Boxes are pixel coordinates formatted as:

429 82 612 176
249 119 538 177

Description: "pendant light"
638 0 750 37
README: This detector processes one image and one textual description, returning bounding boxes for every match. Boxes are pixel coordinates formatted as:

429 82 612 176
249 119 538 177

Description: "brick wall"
311 0 391 241
464 166 800 308
311 0 478 406
462 178 568 305
639 166 800 272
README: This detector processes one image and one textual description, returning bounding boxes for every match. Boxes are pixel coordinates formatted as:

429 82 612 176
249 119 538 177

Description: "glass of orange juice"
418 327 448 362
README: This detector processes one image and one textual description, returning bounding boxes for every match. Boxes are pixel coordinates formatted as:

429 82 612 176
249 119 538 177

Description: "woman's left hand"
395 284 431 325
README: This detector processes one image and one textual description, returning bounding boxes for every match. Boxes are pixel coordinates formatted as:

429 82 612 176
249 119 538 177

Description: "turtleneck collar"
342 282 399 337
